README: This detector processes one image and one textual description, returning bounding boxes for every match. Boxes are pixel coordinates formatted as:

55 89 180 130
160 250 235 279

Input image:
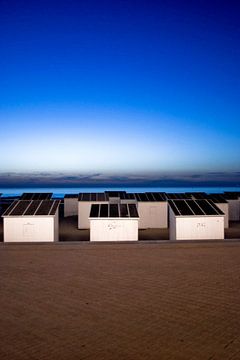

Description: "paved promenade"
1 241 240 359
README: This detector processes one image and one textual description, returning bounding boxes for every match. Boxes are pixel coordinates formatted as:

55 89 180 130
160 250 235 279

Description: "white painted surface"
78 201 108 229
120 199 138 205
215 203 229 228
169 208 224 240
138 202 168 229
64 197 78 217
54 209 59 242
4 215 58 242
108 197 121 204
90 219 139 241
169 206 176 241
227 200 240 221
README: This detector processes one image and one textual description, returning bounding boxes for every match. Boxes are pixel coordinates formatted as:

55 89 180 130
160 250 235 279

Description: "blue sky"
0 0 239 185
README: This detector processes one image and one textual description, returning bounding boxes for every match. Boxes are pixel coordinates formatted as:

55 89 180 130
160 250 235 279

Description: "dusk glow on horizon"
1 0 240 182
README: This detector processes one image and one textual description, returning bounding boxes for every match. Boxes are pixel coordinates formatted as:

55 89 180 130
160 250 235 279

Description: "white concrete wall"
90 219 139 241
108 197 120 204
120 199 138 205
78 202 92 229
54 210 59 242
215 203 229 228
227 200 240 221
170 215 224 240
138 202 168 229
169 207 176 241
4 216 58 242
64 198 78 217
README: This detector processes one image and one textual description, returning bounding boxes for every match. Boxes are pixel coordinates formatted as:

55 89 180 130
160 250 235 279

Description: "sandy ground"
1 241 240 360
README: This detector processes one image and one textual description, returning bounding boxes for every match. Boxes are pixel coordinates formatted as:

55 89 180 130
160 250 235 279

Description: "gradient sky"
0 0 240 179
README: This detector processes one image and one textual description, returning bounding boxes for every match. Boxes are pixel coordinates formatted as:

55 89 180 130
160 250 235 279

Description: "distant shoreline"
1 186 240 198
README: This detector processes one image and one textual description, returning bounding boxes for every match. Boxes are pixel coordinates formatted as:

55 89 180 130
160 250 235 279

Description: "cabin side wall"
4 217 55 242
215 203 229 228
138 202 168 229
54 210 59 242
169 208 177 241
227 200 240 221
78 202 92 229
64 198 78 217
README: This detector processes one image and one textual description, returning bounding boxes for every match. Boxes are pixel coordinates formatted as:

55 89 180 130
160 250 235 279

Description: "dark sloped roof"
207 194 228 204
165 193 192 200
105 191 127 199
2 200 61 216
224 192 240 200
64 194 79 198
78 193 108 201
134 192 166 202
20 193 53 201
168 199 224 216
185 192 208 200
89 203 139 218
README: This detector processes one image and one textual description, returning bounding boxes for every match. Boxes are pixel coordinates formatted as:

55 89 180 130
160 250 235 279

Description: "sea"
1 186 240 198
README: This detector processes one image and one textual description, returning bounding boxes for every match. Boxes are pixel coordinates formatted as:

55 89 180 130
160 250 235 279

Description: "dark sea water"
1 186 240 198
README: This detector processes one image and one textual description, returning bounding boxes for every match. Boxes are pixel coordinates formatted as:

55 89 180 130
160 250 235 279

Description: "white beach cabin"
135 192 168 229
78 192 109 229
64 194 78 217
89 203 139 241
168 199 224 241
2 199 60 242
207 194 229 228
224 192 240 221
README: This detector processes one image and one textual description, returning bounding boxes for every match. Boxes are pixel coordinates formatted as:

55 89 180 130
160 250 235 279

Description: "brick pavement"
1 242 240 359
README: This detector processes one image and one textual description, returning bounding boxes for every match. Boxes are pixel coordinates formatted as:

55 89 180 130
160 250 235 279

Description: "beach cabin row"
75 191 168 230
2 191 240 242
64 190 237 230
63 191 169 229
1 195 139 243
87 197 226 241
